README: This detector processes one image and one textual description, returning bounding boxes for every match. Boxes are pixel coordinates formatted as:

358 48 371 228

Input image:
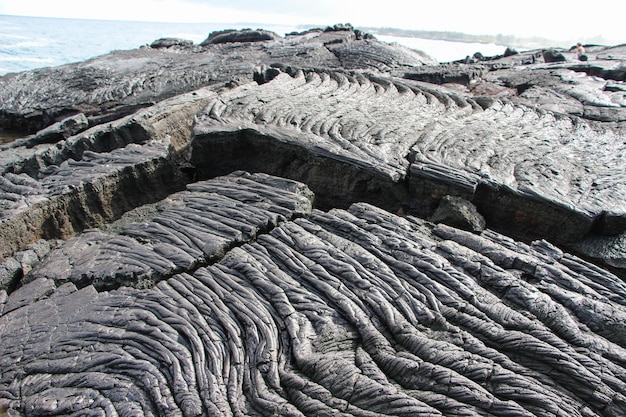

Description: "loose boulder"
429 194 486 232
200 28 281 45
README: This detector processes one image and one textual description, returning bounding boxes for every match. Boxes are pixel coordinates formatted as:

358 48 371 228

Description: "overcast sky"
1 0 624 43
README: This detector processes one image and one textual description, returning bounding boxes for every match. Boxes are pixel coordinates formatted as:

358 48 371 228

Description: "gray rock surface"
0 88 217 259
0 26 435 133
25 171 314 290
0 25 625 416
429 195 486 232
199 28 282 45
1 173 625 416
190 68 625 247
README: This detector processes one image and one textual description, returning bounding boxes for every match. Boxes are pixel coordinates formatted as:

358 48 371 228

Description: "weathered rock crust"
1 26 626 416
2 172 626 416
190 68 626 247
0 24 436 133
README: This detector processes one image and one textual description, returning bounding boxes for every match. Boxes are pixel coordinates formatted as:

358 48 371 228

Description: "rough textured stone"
429 195 486 232
31 113 88 144
150 37 194 48
0 257 21 292
0 88 217 260
0 25 625 417
199 28 281 45
1 177 625 416
189 68 625 247
0 26 435 133
542 48 567 62
25 172 314 290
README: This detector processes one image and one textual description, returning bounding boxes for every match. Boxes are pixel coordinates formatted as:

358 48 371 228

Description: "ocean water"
0 14 512 76
376 35 510 63
0 15 300 75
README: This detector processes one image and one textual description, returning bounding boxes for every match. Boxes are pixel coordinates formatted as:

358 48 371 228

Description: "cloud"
0 0 624 43
180 0 335 16
0 0 336 25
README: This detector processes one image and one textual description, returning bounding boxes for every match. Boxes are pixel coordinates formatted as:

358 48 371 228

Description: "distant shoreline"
357 26 606 50
2 16 617 76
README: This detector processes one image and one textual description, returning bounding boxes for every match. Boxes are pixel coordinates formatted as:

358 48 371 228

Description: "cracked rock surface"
2 172 626 416
191 69 625 246
1 26 625 416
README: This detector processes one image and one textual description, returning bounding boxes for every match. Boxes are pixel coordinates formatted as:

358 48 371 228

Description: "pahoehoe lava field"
1 25 626 416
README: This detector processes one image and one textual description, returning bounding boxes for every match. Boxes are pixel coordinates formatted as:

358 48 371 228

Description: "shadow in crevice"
189 129 412 215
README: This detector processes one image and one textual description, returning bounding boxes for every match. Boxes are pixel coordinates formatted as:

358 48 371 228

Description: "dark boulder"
150 37 194 48
200 28 281 45
504 47 519 56
325 23 354 31
429 195 486 232
473 51 486 61
29 112 88 144
543 48 567 62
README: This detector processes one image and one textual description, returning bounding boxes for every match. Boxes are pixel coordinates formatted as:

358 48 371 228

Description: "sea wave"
0 55 54 63
2 39 53 49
